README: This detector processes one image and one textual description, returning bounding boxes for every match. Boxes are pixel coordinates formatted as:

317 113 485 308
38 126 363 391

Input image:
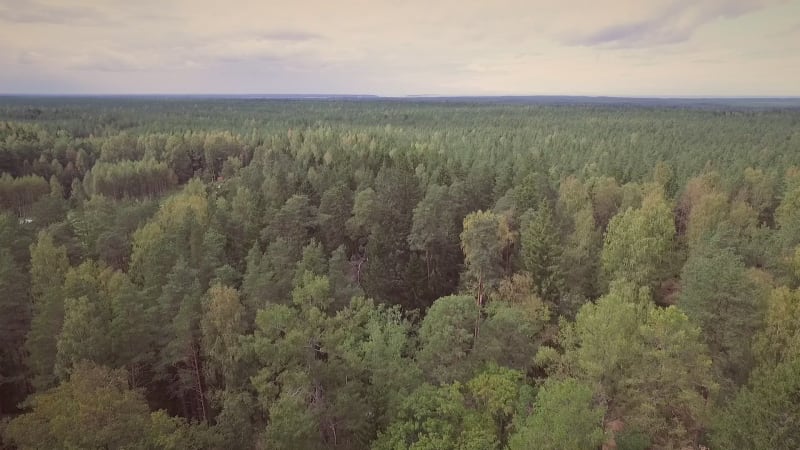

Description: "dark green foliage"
711 357 800 449
519 203 564 304
680 237 766 387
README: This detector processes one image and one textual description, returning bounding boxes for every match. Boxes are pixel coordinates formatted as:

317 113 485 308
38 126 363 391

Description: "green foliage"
3 362 222 449
711 356 800 449
560 204 602 301
601 189 675 288
86 159 177 199
374 367 525 450
680 237 766 386
461 210 513 301
3 99 800 449
201 284 246 388
417 295 478 383
519 203 564 304
508 378 605 450
552 281 716 448
754 286 800 366
25 231 70 390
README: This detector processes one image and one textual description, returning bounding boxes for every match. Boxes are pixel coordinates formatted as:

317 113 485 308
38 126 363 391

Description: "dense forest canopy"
1 97 800 449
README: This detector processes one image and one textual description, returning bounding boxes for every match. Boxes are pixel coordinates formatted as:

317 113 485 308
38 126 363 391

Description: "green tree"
461 210 513 306
711 357 800 449
156 258 208 421
519 203 564 304
373 372 520 450
318 183 354 252
25 231 70 390
409 183 462 296
753 286 800 367
417 295 478 383
680 237 766 386
549 281 715 448
508 378 605 450
4 363 153 450
560 204 601 302
601 189 675 288
201 284 246 389
0 246 30 413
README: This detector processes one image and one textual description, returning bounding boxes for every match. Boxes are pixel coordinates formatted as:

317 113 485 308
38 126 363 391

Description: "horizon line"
2 93 800 100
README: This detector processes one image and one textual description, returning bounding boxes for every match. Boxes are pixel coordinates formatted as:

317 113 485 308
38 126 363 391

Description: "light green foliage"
130 179 209 290
56 261 132 378
461 210 513 300
686 190 729 247
374 367 525 450
753 286 800 366
201 284 246 388
508 378 605 450
557 175 591 218
294 239 328 287
553 281 715 449
86 159 176 199
247 282 396 448
601 189 675 288
338 298 421 432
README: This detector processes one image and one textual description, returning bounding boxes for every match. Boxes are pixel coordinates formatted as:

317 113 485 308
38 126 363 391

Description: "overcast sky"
1 0 799 96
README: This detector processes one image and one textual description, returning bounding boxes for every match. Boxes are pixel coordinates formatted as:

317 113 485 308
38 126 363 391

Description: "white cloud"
0 0 797 95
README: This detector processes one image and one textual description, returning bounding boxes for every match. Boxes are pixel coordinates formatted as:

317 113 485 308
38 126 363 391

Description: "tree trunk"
189 340 208 423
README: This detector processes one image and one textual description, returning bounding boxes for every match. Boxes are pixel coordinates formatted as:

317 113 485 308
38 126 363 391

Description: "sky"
1 0 799 96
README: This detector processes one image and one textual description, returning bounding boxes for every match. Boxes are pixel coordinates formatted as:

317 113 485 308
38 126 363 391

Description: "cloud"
16 50 44 64
0 0 797 95
0 0 108 25
562 0 779 48
256 30 323 42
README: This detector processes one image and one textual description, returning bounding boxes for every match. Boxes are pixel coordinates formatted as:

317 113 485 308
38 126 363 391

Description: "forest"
0 96 799 449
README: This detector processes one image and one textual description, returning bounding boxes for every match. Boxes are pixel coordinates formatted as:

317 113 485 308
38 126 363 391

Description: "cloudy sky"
1 0 799 96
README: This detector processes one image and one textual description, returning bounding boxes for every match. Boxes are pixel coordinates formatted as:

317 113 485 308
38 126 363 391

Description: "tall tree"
460 210 513 307
680 237 766 387
25 231 70 390
508 378 605 450
519 203 564 305
546 281 716 448
201 283 246 390
601 189 675 289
